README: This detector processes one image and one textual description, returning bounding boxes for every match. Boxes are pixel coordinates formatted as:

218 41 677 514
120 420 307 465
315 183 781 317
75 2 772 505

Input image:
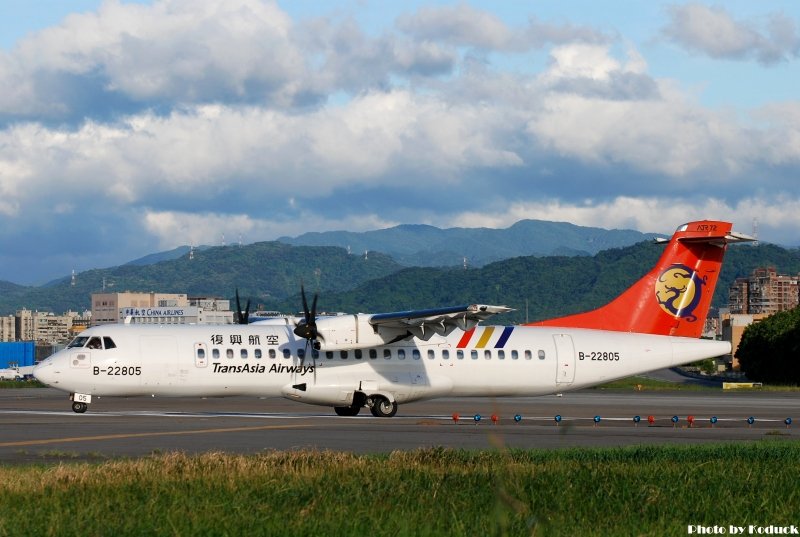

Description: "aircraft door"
194 343 208 368
554 334 576 384
140 336 179 388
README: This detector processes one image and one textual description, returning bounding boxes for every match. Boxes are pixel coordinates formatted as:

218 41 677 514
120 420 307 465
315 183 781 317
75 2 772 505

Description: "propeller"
293 284 322 348
234 288 251 325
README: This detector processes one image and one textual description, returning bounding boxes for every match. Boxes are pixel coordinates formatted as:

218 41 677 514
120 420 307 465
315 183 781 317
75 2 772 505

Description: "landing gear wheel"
334 405 361 416
369 396 397 418
71 402 88 413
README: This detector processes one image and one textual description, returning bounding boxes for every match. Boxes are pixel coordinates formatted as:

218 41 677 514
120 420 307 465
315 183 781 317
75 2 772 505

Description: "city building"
0 315 15 342
92 292 189 325
722 267 799 371
728 267 799 314
720 311 769 371
92 292 234 325
14 309 73 345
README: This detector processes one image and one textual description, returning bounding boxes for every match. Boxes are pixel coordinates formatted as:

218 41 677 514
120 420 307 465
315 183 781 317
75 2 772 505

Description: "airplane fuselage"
34 322 729 410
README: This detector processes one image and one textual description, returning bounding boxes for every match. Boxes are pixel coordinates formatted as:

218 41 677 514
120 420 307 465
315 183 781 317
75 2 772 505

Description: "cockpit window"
68 336 89 348
86 337 102 349
103 337 116 350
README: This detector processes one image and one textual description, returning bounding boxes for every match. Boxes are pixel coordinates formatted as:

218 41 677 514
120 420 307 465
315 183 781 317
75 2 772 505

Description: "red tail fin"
527 221 754 337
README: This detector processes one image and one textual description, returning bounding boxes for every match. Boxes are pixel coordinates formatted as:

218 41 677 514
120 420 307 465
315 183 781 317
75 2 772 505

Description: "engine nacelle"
314 314 407 351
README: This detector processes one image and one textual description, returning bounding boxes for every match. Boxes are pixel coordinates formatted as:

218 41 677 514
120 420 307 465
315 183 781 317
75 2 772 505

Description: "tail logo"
654 264 706 322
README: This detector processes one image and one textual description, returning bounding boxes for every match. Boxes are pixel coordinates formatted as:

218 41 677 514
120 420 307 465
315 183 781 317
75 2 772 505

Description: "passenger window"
312 350 320 359
298 348 305 360
197 348 206 359
340 351 348 360
525 350 532 360
103 337 116 349
457 350 464 360
427 350 435 360
511 350 518 360
538 350 546 360
268 349 276 359
484 350 491 360
355 349 362 360
283 349 291 359
226 348 234 359
412 349 420 360
471 350 478 360
398 349 406 360
498 350 505 360
241 349 248 359
369 349 377 359
326 351 334 359
212 349 220 359
442 350 450 360
384 349 391 360
255 349 262 359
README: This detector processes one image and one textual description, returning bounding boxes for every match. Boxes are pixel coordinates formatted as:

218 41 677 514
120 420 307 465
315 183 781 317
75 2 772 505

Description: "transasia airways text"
211 363 316 375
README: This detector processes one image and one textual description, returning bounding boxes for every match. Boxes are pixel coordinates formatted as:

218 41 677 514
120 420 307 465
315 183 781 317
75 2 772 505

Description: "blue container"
0 341 35 368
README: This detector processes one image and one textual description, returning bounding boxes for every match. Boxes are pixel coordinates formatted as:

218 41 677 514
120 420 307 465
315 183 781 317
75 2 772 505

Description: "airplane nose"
33 360 57 387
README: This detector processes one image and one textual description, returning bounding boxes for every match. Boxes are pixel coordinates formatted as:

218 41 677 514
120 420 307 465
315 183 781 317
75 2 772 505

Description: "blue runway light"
747 416 755 425
671 415 679 424
513 414 522 422
633 415 641 424
785 418 792 427
593 415 601 424
554 414 562 424
710 416 718 425
473 414 481 423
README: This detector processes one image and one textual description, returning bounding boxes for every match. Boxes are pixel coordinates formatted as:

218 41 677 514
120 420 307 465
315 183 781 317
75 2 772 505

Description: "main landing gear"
71 401 88 413
333 393 398 418
368 394 398 418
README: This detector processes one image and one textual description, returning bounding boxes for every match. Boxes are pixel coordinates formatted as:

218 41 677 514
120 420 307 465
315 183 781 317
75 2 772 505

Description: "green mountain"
0 242 402 315
278 219 662 267
269 242 800 324
1 237 798 322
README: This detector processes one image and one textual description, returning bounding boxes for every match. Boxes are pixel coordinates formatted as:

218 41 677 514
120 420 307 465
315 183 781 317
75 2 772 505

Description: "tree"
737 306 800 384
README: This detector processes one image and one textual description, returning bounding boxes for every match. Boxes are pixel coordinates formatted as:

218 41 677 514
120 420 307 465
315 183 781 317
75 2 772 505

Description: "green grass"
1 442 799 536
0 380 44 389
595 376 710 391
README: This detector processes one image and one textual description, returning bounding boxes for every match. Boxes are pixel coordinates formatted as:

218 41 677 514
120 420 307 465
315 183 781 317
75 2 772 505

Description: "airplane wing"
369 304 513 340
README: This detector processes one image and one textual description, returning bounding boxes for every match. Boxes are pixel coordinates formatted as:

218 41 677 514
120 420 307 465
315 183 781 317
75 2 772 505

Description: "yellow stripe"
475 327 495 348
0 424 312 448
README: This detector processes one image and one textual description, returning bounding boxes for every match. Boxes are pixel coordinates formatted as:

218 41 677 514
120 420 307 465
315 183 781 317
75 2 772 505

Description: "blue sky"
0 1 798 285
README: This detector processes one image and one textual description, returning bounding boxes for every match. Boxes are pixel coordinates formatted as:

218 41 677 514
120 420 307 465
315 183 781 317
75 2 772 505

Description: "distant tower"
71 270 76 286
189 245 195 260
463 257 468 270
347 245 351 255
364 250 369 261
238 234 243 247
222 233 226 247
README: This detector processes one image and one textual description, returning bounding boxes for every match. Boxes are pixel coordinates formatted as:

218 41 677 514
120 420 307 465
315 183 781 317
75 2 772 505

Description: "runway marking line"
0 424 313 448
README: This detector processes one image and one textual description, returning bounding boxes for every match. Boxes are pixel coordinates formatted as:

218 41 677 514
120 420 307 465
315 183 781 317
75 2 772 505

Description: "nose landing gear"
70 393 92 413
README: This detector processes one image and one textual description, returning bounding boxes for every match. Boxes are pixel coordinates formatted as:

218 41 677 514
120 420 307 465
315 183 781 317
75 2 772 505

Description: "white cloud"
143 209 398 249
662 4 800 64
446 195 800 245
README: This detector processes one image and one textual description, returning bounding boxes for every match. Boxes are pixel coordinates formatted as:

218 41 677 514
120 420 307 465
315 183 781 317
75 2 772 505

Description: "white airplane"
34 220 752 417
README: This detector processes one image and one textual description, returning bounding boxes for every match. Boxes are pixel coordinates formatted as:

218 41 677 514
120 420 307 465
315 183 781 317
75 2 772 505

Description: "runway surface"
1 388 798 463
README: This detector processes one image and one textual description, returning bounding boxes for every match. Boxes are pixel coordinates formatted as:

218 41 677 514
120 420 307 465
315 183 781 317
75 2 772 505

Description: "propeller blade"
293 284 322 343
235 288 243 324
234 288 252 324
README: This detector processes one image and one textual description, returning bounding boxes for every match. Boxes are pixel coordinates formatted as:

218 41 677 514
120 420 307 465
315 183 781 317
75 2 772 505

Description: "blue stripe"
494 326 513 348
